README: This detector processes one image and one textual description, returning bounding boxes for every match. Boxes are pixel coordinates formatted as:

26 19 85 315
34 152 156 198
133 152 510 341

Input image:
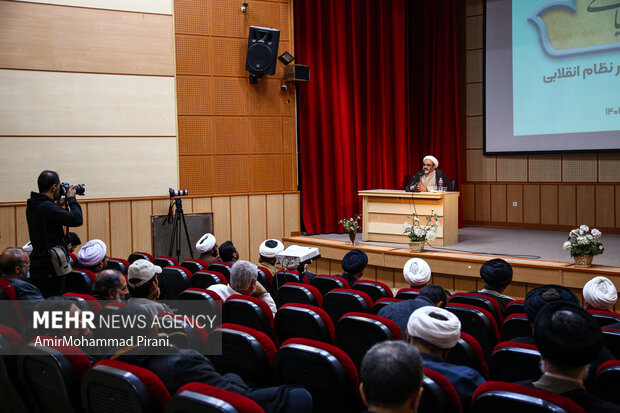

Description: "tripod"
164 196 194 262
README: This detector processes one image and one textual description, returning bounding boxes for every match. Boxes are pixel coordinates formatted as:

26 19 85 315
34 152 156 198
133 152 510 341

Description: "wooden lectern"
359 189 460 246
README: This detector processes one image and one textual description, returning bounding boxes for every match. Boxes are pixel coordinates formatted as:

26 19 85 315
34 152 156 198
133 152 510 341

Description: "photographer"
26 170 83 297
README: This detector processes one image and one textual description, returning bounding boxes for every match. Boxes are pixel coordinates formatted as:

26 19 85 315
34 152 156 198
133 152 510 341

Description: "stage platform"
284 226 620 311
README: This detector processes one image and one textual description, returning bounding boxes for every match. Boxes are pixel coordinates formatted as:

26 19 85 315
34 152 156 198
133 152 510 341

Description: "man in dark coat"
405 155 451 192
26 170 83 297
340 249 368 287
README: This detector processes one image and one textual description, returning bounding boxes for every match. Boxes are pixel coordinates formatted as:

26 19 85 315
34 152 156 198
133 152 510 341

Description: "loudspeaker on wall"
245 26 280 82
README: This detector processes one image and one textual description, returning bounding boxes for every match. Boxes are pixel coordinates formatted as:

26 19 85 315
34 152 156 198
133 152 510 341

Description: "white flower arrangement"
563 225 604 257
403 211 440 242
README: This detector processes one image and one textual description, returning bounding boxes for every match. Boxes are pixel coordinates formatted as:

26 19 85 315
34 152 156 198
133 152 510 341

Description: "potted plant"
403 211 440 252
563 225 604 267
339 215 361 245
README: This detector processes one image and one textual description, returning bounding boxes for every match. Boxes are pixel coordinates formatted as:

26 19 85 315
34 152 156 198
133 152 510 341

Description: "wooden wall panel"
15 206 29 247
86 202 110 248
212 197 232 242
596 186 615 228
230 196 250 260
454 277 477 293
192 198 213 213
506 185 523 223
576 186 595 227
490 185 506 222
12 0 173 14
462 184 475 221
71 204 88 249
0 138 178 202
0 70 176 137
131 200 152 254
248 195 267 263
523 185 540 224
0 2 174 75
266 194 284 240
540 185 558 225
475 184 491 221
617 186 620 229
558 185 576 226
109 201 132 259
284 193 300 236
0 207 16 251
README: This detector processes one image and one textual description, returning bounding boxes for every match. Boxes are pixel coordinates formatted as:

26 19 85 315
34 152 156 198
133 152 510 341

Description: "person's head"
259 239 284 264
582 276 617 311
105 304 157 342
480 258 513 292
360 341 424 413
219 241 238 262
230 260 258 295
196 233 218 258
422 156 438 174
77 239 108 272
93 269 128 301
524 285 579 324
31 297 86 339
37 170 61 197
341 249 368 278
127 259 162 300
64 232 82 253
534 301 603 379
0 247 30 279
403 258 431 287
407 306 461 358
419 284 448 308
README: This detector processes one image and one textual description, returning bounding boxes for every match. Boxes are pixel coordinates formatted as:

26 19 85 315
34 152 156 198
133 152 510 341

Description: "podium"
359 189 460 246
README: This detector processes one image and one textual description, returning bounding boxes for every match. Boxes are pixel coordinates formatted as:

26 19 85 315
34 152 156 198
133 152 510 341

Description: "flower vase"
409 241 425 252
573 255 593 268
348 230 357 245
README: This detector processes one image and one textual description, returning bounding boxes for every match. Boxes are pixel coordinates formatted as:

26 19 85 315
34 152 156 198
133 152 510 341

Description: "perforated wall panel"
562 154 597 182
528 154 562 182
599 153 620 182
497 156 527 181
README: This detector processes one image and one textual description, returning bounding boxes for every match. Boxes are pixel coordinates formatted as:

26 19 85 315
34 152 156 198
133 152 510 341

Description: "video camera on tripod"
164 188 193 262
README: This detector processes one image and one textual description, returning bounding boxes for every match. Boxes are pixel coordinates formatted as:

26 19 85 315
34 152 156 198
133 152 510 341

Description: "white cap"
407 306 461 349
583 276 617 310
128 259 162 287
259 239 284 258
423 155 439 168
196 233 216 254
77 239 107 266
403 258 431 286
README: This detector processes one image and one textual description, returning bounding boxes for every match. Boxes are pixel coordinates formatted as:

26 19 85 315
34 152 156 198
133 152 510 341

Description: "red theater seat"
168 382 265 413
223 295 276 344
395 287 421 300
107 257 131 275
371 297 403 314
274 303 335 344
190 270 228 289
181 258 209 274
419 368 463 413
63 292 103 313
277 282 323 307
128 252 154 263
310 274 350 296
322 288 373 323
489 341 542 382
446 332 489 379
0 325 31 412
153 256 179 268
352 280 393 302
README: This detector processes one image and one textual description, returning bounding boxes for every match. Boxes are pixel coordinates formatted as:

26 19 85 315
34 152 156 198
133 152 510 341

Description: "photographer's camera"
61 182 86 196
169 188 188 197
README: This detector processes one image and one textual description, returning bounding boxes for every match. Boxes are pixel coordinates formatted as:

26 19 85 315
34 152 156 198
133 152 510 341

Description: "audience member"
105 305 312 413
208 260 277 314
126 259 173 318
378 284 447 338
219 241 239 264
407 306 485 412
340 249 368 287
474 258 514 312
195 233 219 267
64 232 82 253
583 276 617 311
402 258 431 287
77 239 109 273
258 239 284 277
26 170 83 297
92 269 128 301
360 341 424 413
0 247 43 300
520 301 620 412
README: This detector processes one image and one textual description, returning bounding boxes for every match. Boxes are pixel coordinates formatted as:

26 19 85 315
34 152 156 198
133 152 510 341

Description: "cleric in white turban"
403 258 431 287
77 239 108 271
258 239 284 277
196 233 219 266
583 276 617 311
405 155 452 193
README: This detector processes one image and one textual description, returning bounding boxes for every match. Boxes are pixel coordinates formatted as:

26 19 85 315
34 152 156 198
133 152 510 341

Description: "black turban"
480 258 513 289
524 284 579 323
342 249 368 274
534 301 602 367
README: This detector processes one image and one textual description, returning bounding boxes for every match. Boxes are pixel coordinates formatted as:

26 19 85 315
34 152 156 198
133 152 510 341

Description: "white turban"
583 276 617 310
407 306 461 349
196 233 216 253
423 155 439 168
77 239 107 267
403 258 431 286
22 241 33 254
259 239 284 258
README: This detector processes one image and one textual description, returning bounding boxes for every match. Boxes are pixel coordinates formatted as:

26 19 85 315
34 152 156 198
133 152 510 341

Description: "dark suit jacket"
405 169 452 192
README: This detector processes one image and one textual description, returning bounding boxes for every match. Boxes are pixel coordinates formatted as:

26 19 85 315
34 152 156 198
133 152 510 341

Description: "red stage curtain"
295 0 460 234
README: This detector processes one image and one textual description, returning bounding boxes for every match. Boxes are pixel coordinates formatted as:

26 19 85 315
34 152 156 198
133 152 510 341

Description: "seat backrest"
310 274 350 297
107 257 131 275
0 279 27 328
504 300 525 317
190 270 228 289
159 266 193 300
180 258 209 274
19 340 93 413
222 295 275 343
450 292 503 324
274 303 335 344
128 252 154 263
82 359 171 413
594 360 620 404
277 282 323 308
472 381 587 413
445 332 489 379
395 287 421 300
371 297 403 314
335 312 402 369
352 280 393 302
207 323 276 386
587 309 620 327
63 292 103 313
446 303 500 359
274 337 360 413
501 313 532 341
0 325 31 413
489 341 542 382
207 262 232 282
322 288 373 323
601 327 620 359
273 270 308 290
419 368 463 413
168 382 265 413
65 268 97 294
154 313 208 353
153 256 179 268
